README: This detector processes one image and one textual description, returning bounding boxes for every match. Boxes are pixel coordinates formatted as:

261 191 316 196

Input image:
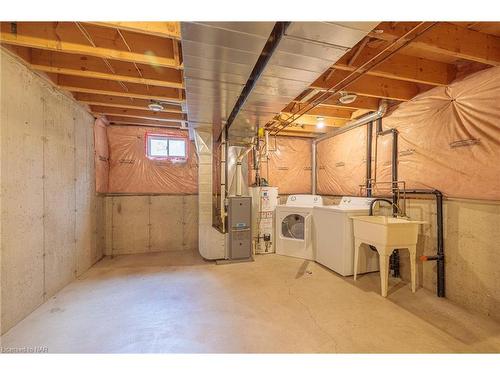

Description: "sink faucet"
369 198 403 217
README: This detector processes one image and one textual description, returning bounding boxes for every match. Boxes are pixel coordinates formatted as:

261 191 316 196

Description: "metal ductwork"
180 22 378 142
227 22 379 143
180 22 275 131
313 100 388 144
311 100 388 194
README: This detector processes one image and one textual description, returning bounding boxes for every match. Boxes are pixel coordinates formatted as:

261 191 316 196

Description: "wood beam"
57 74 184 103
335 45 457 86
371 22 500 66
86 22 181 40
459 22 500 38
0 22 181 69
281 114 348 128
33 64 184 89
274 132 318 138
27 48 184 89
74 93 184 113
273 125 327 137
310 69 431 101
106 115 183 128
90 105 186 121
281 104 354 119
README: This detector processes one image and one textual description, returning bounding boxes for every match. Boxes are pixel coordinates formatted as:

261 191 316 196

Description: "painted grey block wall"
0 50 104 334
103 195 198 255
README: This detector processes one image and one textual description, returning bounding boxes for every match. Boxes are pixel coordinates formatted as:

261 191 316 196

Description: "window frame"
144 132 188 161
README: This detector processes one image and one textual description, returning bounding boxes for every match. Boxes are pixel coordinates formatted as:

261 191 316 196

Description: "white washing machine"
275 195 323 260
313 196 379 276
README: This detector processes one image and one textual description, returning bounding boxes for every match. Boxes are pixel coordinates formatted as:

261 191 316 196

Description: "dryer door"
281 214 305 240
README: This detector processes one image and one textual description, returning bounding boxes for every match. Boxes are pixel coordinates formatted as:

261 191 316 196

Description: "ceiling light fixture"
316 116 325 129
148 101 164 112
338 92 358 104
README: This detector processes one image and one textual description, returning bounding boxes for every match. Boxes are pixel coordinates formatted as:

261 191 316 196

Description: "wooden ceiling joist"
280 114 348 128
33 64 183 89
282 103 354 119
310 69 431 101
24 48 184 89
86 22 181 40
57 74 184 103
0 22 181 69
371 22 500 66
334 46 457 86
73 93 184 113
90 105 186 121
106 115 184 128
64 86 183 103
272 131 318 138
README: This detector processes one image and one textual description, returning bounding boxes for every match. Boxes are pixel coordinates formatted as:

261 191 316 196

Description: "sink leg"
353 240 362 281
379 252 391 297
408 245 417 293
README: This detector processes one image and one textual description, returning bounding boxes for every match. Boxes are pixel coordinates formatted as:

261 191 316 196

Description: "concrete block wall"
0 50 104 334
103 195 198 255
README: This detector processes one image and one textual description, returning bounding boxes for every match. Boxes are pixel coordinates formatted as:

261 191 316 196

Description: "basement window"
145 133 187 161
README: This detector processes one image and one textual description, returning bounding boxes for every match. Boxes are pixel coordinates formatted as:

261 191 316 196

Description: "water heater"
248 186 279 254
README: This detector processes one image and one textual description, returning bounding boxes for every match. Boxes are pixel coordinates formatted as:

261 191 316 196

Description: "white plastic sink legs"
354 240 417 297
351 216 424 297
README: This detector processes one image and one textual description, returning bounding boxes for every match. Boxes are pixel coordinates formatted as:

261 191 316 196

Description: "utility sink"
351 216 427 297
351 216 426 249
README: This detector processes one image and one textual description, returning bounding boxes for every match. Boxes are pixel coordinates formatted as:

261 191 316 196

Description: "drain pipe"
376 126 399 217
311 142 317 194
404 189 445 298
366 121 373 197
311 100 388 195
376 119 400 277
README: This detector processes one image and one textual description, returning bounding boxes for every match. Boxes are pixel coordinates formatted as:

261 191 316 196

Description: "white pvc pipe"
236 146 253 196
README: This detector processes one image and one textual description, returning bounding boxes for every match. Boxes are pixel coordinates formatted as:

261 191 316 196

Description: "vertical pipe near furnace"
312 141 317 195
366 121 373 197
392 129 398 216
436 192 445 297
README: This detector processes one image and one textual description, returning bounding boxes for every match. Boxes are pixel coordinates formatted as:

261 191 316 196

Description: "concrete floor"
2 251 500 353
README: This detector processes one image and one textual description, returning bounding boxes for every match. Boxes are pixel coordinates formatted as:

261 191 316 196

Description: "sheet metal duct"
228 22 379 142
181 22 378 141
180 22 274 130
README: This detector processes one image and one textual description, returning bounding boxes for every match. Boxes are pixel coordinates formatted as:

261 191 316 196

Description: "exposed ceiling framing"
0 21 186 129
2 21 500 138
265 21 500 137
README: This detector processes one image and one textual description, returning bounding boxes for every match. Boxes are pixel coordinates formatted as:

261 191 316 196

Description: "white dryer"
313 196 379 276
275 195 323 260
